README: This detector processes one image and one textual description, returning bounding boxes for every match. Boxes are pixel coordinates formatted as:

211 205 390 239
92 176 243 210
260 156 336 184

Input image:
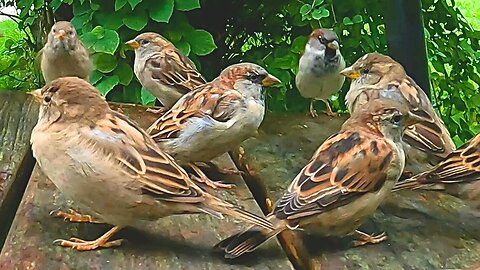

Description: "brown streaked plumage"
146 63 281 189
40 21 92 83
29 77 273 251
393 134 480 191
342 52 455 175
216 99 425 258
127 32 206 110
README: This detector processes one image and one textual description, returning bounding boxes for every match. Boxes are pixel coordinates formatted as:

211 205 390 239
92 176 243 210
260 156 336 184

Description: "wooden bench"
0 91 293 269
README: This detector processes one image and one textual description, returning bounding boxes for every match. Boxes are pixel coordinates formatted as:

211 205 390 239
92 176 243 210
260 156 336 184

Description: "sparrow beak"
261 74 282 87
54 29 66 41
126 39 140 49
340 67 361 80
28 88 43 102
405 110 430 126
327 41 338 50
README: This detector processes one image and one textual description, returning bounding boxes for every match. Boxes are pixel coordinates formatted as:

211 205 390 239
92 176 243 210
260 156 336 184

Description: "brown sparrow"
29 77 273 251
342 53 455 176
40 21 92 83
147 63 281 189
295 29 345 117
393 133 480 191
216 99 425 258
126 32 206 110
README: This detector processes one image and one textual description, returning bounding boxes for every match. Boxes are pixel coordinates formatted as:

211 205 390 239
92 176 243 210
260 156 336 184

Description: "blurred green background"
0 0 479 145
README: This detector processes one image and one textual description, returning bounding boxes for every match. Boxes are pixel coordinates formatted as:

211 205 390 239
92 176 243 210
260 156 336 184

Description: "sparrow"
40 21 92 83
126 32 206 111
393 133 480 191
216 99 425 258
295 29 346 117
29 77 273 251
341 52 455 176
147 63 281 189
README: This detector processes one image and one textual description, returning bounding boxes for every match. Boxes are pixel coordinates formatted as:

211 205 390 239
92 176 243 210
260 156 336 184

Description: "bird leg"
205 161 243 176
189 163 235 189
322 99 338 117
351 230 387 247
146 106 168 115
50 209 101 223
308 100 319 118
53 226 123 251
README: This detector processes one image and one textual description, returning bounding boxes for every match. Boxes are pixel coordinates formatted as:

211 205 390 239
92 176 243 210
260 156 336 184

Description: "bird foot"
53 226 123 251
191 174 235 189
50 209 100 223
308 109 319 118
324 110 338 117
146 107 168 114
352 230 387 247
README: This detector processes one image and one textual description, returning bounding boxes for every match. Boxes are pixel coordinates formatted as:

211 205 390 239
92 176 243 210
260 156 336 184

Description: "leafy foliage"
0 0 479 144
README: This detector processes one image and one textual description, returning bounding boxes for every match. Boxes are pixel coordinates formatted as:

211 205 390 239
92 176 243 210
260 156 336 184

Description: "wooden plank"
0 101 293 269
232 112 480 269
0 91 38 248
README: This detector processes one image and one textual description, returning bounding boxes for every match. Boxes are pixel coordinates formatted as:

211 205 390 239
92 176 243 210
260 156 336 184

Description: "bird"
147 63 281 189
40 21 92 83
126 32 206 112
393 133 480 191
295 28 346 117
341 52 455 176
29 77 273 251
215 98 426 258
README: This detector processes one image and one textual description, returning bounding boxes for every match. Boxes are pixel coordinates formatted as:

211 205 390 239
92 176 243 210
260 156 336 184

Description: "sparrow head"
350 99 425 141
216 63 281 98
126 32 172 57
340 53 406 85
46 21 80 52
29 77 108 125
308 28 340 52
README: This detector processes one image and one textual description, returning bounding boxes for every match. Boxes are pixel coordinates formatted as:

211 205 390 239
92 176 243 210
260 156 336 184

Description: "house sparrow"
393 133 480 191
147 63 281 189
342 53 455 176
29 77 273 251
126 32 206 111
295 29 346 117
216 99 425 258
40 21 92 83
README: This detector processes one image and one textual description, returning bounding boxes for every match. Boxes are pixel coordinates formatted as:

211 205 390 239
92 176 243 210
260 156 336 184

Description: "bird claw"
191 175 235 189
49 209 99 223
352 230 387 247
53 237 124 251
146 107 168 114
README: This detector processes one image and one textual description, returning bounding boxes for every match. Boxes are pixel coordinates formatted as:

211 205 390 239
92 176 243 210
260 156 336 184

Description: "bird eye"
43 96 51 104
390 114 402 125
361 68 370 74
140 39 150 46
319 37 327 43
67 30 74 36
246 72 264 84
52 29 56 33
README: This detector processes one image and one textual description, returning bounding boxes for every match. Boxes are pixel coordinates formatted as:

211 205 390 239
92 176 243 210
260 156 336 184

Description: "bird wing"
273 130 395 221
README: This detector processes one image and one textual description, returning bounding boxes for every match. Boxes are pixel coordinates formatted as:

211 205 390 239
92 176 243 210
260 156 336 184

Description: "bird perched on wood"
393 134 480 191
147 63 281 189
29 77 273 251
40 21 92 83
216 99 425 258
341 53 455 176
126 32 206 112
295 29 345 117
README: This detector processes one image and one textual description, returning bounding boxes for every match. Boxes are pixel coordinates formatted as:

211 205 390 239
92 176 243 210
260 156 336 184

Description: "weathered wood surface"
0 99 293 269
0 91 38 248
233 112 480 270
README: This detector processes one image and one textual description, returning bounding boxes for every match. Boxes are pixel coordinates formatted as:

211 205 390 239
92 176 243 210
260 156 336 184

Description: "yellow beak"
28 88 43 102
405 110 432 126
261 74 282 87
340 66 361 80
126 39 140 49
54 29 66 41
327 41 338 50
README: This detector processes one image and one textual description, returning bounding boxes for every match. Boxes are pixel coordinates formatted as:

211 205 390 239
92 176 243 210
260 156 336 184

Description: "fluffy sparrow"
40 21 92 83
147 63 281 189
393 133 480 191
29 77 273 251
126 32 206 111
216 99 425 258
342 53 455 176
295 29 346 117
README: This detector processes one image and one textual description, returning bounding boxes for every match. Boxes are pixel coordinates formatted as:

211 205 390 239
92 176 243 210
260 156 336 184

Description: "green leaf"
113 62 134 86
95 75 120 95
149 0 174 22
82 26 120 55
93 53 118 73
342 17 354 26
352 14 363 23
123 10 149 31
127 0 141 9
89 70 103 85
299 4 311 15
291 36 308 53
115 0 128 11
175 39 191 56
99 12 124 30
185 30 217 56
174 0 200 11
49 0 62 11
141 87 157 105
